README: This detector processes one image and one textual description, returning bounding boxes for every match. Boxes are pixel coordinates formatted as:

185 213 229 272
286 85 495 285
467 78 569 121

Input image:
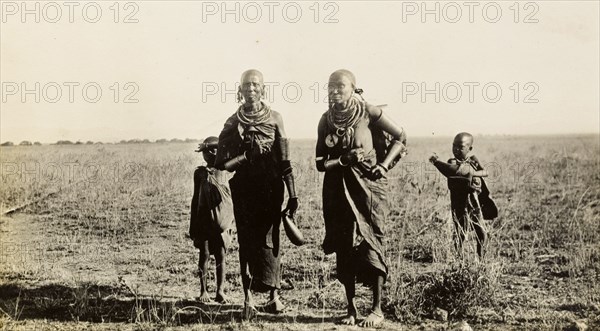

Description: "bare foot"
337 315 356 326
263 297 286 314
242 302 257 320
198 292 212 303
215 293 230 304
358 311 384 328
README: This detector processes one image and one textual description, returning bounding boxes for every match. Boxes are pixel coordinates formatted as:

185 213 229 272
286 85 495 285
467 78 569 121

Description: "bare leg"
240 250 256 319
359 274 385 327
473 221 487 259
198 242 212 303
214 246 230 304
470 195 487 259
337 280 357 325
372 274 383 314
453 218 466 260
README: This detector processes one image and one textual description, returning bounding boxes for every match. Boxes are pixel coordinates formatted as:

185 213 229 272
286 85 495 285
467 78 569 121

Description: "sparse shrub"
69 284 91 321
388 262 500 322
403 240 434 263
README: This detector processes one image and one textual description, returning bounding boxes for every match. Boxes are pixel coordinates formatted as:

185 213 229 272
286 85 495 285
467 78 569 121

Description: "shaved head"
239 69 265 105
329 69 356 88
454 132 474 146
452 132 474 160
241 69 264 85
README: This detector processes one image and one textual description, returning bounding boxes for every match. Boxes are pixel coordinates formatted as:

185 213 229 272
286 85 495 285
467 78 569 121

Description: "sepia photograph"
1 1 599 330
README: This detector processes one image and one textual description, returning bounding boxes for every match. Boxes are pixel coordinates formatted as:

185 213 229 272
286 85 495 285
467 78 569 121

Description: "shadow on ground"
0 282 336 325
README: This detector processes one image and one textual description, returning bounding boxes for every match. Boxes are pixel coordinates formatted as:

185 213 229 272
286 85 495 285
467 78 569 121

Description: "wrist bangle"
378 163 389 172
338 157 349 167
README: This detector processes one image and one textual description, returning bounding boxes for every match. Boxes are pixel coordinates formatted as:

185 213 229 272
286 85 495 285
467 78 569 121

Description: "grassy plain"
0 135 598 330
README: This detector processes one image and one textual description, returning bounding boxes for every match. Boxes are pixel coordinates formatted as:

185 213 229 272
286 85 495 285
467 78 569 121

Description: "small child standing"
429 132 498 259
190 136 235 303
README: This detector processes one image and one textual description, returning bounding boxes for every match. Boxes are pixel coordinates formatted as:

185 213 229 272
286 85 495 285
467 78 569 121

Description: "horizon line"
2 132 599 146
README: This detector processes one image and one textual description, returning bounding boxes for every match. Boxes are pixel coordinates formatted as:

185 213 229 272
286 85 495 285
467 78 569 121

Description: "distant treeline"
0 138 201 147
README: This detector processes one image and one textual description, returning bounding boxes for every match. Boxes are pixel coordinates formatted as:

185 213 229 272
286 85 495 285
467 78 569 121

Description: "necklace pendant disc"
325 134 339 148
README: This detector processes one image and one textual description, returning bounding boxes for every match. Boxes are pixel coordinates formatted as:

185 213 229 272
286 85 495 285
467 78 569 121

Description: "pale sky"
1 1 598 143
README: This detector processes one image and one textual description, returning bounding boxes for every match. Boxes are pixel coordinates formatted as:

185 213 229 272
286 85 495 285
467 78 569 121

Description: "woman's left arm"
274 112 299 216
368 104 407 178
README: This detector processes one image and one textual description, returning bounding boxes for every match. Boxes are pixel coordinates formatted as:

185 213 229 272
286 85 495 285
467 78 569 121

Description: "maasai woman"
215 69 299 320
315 70 406 327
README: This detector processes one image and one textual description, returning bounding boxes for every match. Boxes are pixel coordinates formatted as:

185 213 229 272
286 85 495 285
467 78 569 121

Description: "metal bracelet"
377 163 389 172
338 156 349 167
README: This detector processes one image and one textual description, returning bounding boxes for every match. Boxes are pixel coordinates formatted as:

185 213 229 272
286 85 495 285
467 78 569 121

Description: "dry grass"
0 134 599 330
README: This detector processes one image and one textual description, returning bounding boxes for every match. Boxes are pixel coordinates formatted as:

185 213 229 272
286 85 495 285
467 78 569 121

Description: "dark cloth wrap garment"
189 166 234 254
215 109 286 292
317 101 391 285
446 156 498 222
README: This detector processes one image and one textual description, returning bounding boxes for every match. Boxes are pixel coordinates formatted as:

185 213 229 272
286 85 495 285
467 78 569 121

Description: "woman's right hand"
244 146 262 162
340 148 365 166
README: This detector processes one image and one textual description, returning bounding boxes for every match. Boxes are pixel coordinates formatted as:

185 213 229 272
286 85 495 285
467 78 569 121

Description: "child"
429 132 498 259
190 136 235 303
